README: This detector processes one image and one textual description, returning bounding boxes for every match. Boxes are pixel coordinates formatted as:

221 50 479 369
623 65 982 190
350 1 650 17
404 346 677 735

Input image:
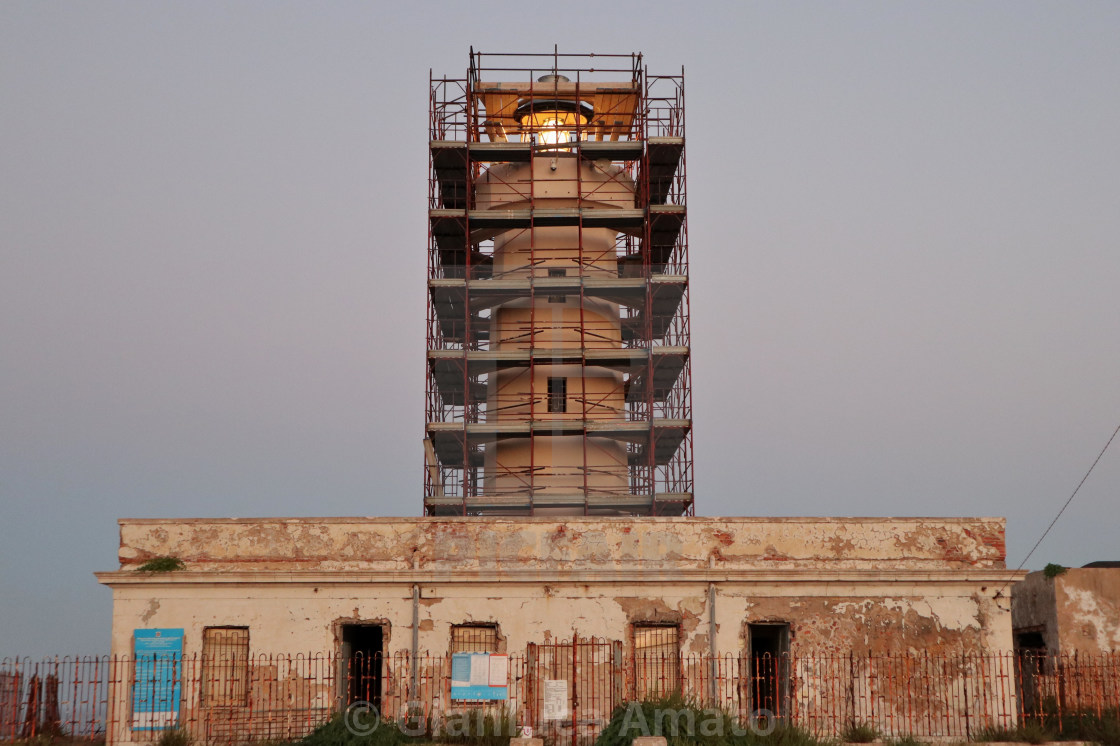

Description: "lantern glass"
521 109 587 146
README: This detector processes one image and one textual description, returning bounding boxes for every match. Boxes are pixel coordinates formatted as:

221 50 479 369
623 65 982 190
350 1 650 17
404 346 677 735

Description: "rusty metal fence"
2 646 1118 744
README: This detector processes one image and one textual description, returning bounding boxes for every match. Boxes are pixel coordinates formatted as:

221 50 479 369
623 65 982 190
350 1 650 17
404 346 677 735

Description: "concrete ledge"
111 516 1010 572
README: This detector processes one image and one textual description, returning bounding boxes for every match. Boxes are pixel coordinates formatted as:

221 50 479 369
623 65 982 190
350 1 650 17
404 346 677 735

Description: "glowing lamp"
514 99 594 147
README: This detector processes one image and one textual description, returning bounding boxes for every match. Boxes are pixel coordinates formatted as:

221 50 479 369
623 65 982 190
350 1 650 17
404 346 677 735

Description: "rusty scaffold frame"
424 50 692 517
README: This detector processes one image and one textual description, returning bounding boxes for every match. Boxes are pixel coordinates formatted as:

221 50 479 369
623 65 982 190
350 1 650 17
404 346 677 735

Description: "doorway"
340 624 383 708
747 623 790 717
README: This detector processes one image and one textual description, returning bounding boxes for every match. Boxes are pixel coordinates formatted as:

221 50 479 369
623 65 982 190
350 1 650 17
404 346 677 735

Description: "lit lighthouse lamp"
514 97 593 147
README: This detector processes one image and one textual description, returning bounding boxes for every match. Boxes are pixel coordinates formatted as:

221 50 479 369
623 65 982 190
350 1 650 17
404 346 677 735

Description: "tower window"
547 267 566 303
547 377 567 413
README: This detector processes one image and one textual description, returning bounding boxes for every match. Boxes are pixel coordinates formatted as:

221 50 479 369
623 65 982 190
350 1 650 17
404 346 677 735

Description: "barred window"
547 377 567 413
201 627 249 707
633 624 679 698
548 267 566 303
450 624 500 653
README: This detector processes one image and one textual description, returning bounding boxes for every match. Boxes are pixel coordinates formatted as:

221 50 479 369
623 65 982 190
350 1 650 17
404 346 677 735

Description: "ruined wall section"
1054 569 1120 654
1012 568 1120 654
1011 571 1060 653
115 516 1008 572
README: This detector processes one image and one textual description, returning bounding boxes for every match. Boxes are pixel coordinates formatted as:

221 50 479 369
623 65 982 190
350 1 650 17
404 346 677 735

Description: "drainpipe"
411 549 421 710
708 578 718 704
412 582 421 698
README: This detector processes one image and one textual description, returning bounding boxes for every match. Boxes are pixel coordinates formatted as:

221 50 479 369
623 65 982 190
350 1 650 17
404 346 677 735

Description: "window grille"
547 377 567 413
548 267 566 303
450 624 500 653
201 627 249 707
632 624 679 698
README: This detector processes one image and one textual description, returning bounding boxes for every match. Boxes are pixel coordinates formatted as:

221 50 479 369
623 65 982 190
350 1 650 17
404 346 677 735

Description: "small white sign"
543 679 568 721
488 654 508 686
468 654 490 686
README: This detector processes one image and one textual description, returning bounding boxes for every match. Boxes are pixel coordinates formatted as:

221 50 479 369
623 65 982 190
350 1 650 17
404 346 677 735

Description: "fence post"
962 653 971 740
571 631 579 746
1073 650 1081 720
708 582 718 706
848 651 856 728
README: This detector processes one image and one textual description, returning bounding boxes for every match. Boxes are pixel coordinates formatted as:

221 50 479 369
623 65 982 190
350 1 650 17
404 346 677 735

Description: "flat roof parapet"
111 516 1008 573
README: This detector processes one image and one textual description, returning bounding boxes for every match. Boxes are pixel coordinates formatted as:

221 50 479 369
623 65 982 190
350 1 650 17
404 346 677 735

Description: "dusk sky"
2 2 1118 655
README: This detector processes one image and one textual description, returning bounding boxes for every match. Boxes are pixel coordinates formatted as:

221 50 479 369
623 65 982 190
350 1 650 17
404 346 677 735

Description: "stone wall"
1013 568 1120 654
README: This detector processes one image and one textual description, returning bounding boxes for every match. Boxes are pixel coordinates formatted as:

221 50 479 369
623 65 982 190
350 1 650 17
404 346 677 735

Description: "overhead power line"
996 420 1120 598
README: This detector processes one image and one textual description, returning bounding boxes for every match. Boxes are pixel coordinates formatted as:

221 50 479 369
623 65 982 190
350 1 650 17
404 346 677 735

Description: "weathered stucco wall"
112 516 1007 572
1011 570 1060 653
1014 568 1120 654
101 578 1012 659
99 516 1015 659
1054 568 1120 653
98 516 1021 746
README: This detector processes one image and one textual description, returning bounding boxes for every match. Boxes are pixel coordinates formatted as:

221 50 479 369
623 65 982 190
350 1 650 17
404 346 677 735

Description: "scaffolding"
425 50 692 516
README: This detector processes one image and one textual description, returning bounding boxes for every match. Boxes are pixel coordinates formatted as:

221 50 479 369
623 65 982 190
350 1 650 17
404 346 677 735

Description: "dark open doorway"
1015 629 1048 715
747 623 791 717
340 624 383 708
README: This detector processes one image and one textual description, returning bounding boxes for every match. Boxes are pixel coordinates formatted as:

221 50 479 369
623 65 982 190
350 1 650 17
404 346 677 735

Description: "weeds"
595 694 834 746
973 722 1049 743
839 722 880 743
1042 564 1067 579
435 707 517 746
137 556 186 572
299 713 410 746
156 729 192 746
1041 706 1120 746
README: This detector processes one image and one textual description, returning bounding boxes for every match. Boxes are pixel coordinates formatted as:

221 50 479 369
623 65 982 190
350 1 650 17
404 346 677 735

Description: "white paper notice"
468 654 490 686
543 679 568 721
488 654 508 686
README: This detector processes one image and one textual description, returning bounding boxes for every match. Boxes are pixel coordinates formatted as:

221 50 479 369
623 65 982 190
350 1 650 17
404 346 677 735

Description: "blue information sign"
132 629 184 731
450 653 508 701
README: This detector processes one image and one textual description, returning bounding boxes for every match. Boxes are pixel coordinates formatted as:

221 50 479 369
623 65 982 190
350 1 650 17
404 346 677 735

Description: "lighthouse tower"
425 51 692 516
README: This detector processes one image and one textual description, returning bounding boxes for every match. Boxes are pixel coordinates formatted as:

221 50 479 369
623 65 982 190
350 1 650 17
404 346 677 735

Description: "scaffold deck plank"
643 137 684 205
616 204 687 273
428 347 688 406
423 491 692 516
428 275 686 344
429 206 684 277
431 141 648 209
426 418 690 468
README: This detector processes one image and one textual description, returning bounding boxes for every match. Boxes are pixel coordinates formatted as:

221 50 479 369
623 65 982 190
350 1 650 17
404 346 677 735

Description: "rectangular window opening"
201 627 249 708
450 624 500 654
633 623 679 698
548 267 566 303
547 377 567 413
